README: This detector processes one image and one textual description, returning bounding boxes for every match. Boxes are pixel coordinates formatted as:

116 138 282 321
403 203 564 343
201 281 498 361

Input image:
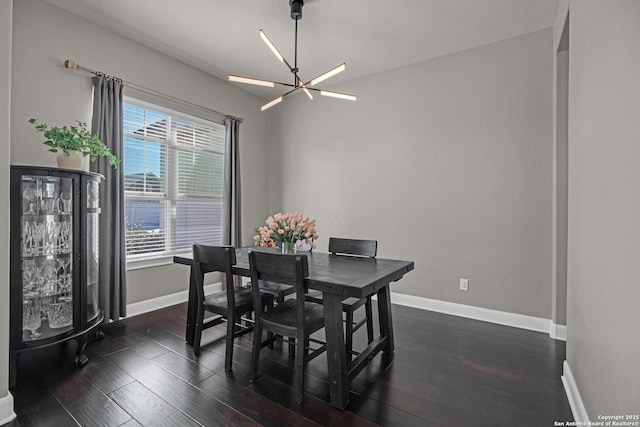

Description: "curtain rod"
64 59 243 123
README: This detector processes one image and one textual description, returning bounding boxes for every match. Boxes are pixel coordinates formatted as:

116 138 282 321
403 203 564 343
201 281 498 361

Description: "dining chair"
305 237 377 363
191 244 274 370
248 250 326 404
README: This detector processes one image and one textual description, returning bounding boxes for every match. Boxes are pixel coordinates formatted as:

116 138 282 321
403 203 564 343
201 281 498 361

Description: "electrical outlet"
459 278 469 291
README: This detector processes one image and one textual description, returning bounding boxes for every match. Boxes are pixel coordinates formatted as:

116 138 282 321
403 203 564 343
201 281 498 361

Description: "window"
123 99 226 265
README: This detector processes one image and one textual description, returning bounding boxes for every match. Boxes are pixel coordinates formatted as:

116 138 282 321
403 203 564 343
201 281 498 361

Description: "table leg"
323 292 349 410
185 265 196 345
377 284 395 353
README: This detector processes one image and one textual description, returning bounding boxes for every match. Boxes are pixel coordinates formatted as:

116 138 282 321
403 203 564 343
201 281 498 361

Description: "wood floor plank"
196 373 322 427
118 419 143 427
11 379 80 427
346 391 441 427
76 354 136 395
84 333 129 358
105 348 156 374
45 370 131 427
130 363 259 427
117 331 170 360
108 381 202 427
248 373 381 427
150 350 216 385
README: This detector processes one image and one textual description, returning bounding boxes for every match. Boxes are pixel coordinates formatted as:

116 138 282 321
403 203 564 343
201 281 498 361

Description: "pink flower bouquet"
254 212 318 252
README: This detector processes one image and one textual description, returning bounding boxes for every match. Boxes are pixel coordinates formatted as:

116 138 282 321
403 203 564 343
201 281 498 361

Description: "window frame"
123 96 227 270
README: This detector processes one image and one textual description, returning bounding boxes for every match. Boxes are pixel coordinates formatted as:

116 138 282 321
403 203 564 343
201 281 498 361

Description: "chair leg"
250 324 262 383
345 309 354 364
365 297 374 344
224 312 235 371
267 332 275 348
193 305 205 357
295 333 306 404
289 338 296 357
265 300 275 348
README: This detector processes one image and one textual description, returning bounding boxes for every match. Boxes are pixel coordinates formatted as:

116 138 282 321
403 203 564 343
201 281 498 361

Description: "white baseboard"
0 391 16 425
126 283 222 318
562 360 589 422
550 323 567 341
384 292 566 341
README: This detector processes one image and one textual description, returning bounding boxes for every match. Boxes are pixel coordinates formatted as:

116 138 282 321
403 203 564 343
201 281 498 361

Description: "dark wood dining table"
174 246 414 409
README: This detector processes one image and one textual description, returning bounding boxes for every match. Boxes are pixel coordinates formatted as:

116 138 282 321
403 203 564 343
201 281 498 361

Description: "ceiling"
44 0 559 100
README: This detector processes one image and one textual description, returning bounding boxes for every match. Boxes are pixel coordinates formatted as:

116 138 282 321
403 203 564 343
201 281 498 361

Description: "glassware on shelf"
42 197 58 214
23 187 38 214
22 259 39 298
45 221 65 255
23 299 42 339
60 192 72 214
40 182 57 214
33 223 45 256
45 222 54 254
23 221 33 256
61 221 72 253
41 259 59 296
56 257 72 293
46 297 72 329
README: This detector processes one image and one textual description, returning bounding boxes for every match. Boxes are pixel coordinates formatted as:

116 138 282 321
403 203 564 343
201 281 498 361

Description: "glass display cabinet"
9 166 105 385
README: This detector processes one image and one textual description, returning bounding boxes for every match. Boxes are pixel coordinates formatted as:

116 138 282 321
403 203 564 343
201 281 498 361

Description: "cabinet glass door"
86 178 100 323
20 175 74 342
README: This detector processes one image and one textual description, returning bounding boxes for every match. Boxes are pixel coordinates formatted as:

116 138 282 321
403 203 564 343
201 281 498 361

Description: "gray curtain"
91 75 127 321
223 118 241 247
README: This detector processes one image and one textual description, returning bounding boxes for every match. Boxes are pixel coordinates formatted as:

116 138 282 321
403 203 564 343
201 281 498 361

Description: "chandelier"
228 0 356 111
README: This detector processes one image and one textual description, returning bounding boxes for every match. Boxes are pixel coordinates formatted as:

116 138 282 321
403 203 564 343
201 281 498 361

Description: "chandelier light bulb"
310 63 346 86
229 75 275 87
300 83 314 100
261 96 283 111
320 90 356 101
260 30 284 63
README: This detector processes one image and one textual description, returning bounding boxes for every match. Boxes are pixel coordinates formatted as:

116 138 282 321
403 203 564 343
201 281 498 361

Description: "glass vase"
282 241 296 254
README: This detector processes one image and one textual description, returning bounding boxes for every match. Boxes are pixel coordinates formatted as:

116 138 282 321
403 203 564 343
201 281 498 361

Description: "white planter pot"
56 150 86 171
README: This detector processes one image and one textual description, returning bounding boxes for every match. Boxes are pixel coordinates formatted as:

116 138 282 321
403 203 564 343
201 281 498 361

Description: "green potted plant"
29 118 119 170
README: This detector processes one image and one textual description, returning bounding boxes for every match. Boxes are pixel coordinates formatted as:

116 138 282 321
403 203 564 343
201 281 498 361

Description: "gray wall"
1 0 13 418
559 0 640 416
269 29 554 319
11 0 272 304
552 46 569 327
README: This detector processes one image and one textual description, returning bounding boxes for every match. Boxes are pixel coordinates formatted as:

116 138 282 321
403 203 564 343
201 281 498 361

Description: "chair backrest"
328 237 377 258
248 250 309 323
192 244 237 307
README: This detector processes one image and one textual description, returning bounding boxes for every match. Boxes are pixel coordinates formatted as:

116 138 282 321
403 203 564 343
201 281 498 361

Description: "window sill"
126 252 189 271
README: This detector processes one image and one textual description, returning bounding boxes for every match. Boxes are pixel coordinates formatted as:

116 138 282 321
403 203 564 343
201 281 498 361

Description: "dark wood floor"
7 302 573 426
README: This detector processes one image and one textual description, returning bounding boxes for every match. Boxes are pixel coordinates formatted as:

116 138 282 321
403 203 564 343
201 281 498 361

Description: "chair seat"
262 299 325 335
203 287 254 313
305 290 367 312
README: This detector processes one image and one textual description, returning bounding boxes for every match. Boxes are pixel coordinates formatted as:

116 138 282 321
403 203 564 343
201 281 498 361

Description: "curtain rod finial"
65 59 78 69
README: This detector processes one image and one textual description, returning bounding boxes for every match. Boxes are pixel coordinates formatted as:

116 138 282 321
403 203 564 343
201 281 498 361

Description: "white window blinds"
123 100 226 258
